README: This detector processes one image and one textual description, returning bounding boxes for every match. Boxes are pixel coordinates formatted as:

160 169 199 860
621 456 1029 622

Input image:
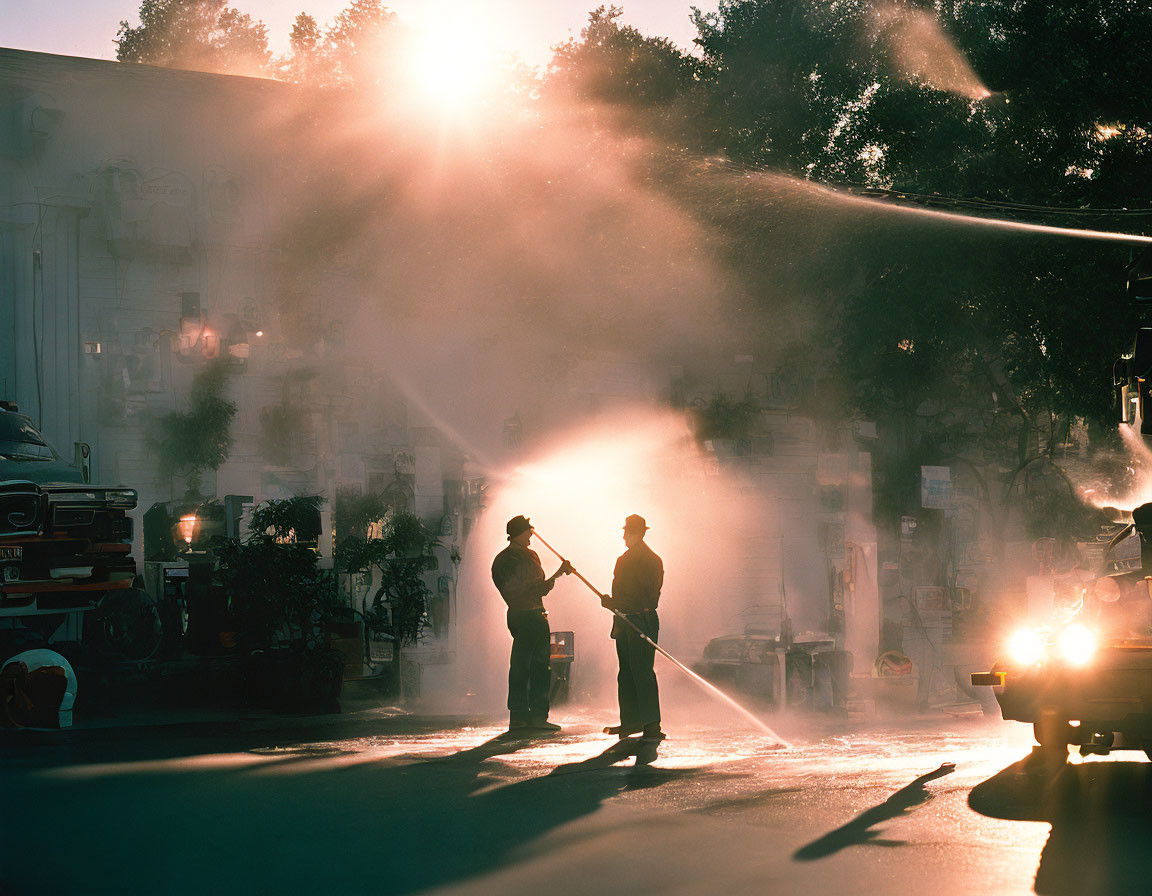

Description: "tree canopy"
116 0 270 76
113 0 1152 530
277 1 400 87
548 5 700 108
117 0 400 84
681 0 1152 436
534 0 1151 533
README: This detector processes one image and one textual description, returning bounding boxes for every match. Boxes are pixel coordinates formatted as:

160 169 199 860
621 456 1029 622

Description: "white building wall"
0 50 454 591
414 446 444 518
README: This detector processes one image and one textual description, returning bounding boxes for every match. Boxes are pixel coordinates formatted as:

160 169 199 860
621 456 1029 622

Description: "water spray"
532 530 793 748
815 181 1152 246
731 166 1152 247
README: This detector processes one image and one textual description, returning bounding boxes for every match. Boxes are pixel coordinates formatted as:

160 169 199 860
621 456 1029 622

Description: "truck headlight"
1058 623 1097 666
1008 628 1046 665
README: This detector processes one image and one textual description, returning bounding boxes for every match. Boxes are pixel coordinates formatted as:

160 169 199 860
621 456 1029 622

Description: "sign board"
921 465 953 509
393 448 416 476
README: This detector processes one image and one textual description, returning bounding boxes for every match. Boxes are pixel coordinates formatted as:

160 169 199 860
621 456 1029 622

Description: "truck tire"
91 588 163 662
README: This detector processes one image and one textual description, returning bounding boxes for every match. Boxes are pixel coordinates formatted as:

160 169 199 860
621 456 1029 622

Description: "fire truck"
0 401 143 659
971 254 1152 759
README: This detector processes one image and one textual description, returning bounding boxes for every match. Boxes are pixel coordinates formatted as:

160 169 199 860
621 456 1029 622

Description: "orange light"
178 514 197 545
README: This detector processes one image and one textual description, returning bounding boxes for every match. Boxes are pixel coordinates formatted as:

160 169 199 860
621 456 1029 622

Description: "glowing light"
1008 628 1045 665
255 330 263 337
1058 623 1097 667
177 514 197 545
403 18 506 112
453 407 758 714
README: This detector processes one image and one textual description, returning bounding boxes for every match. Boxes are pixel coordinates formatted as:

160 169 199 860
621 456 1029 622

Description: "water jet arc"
819 183 1152 246
533 531 793 748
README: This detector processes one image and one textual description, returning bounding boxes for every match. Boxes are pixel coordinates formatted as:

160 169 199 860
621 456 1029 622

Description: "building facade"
0 48 479 663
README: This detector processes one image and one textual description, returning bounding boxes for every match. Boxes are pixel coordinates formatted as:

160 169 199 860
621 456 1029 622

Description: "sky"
2 0 719 69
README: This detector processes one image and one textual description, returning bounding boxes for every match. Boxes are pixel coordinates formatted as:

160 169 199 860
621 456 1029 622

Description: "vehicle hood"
0 457 87 485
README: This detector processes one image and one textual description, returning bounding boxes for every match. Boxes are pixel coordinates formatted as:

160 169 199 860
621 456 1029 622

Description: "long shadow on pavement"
2 727 698 895
793 762 956 860
969 750 1152 895
0 713 485 765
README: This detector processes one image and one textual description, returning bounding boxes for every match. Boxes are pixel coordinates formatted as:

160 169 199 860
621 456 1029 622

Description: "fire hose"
534 532 693 673
533 530 791 746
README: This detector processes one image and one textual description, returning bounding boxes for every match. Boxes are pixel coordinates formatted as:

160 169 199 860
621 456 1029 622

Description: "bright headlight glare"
1008 628 1046 665
1058 623 1097 666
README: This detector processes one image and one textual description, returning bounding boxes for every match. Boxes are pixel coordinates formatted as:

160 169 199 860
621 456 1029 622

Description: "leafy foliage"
334 507 437 646
324 0 399 86
664 0 1151 538
215 497 336 651
333 489 388 541
116 0 270 75
216 537 336 648
278 13 324 84
276 0 399 87
116 0 400 86
691 393 761 443
548 6 700 108
249 494 323 543
149 360 237 483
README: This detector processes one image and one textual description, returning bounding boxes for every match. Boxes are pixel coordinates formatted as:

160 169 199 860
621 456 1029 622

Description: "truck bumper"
973 648 1152 734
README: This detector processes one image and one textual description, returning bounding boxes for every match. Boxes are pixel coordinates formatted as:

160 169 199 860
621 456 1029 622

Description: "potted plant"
215 495 343 712
148 359 237 500
334 498 437 701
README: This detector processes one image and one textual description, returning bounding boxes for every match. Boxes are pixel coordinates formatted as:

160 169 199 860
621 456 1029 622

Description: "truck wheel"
91 588 163 663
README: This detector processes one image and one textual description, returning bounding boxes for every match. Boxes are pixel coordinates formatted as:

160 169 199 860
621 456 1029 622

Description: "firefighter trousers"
507 608 551 723
614 610 660 730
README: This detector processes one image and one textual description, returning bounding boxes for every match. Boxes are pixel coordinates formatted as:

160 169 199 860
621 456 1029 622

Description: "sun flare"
405 20 505 111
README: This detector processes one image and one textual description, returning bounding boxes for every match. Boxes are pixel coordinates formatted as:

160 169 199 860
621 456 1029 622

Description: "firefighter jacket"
491 542 554 611
609 542 664 615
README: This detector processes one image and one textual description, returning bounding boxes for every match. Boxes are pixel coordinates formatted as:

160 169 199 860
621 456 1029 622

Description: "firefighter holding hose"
492 515 573 734
531 520 789 749
602 514 665 741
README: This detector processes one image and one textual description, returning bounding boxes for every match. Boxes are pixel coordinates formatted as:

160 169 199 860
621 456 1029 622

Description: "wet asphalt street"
4 705 1151 896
